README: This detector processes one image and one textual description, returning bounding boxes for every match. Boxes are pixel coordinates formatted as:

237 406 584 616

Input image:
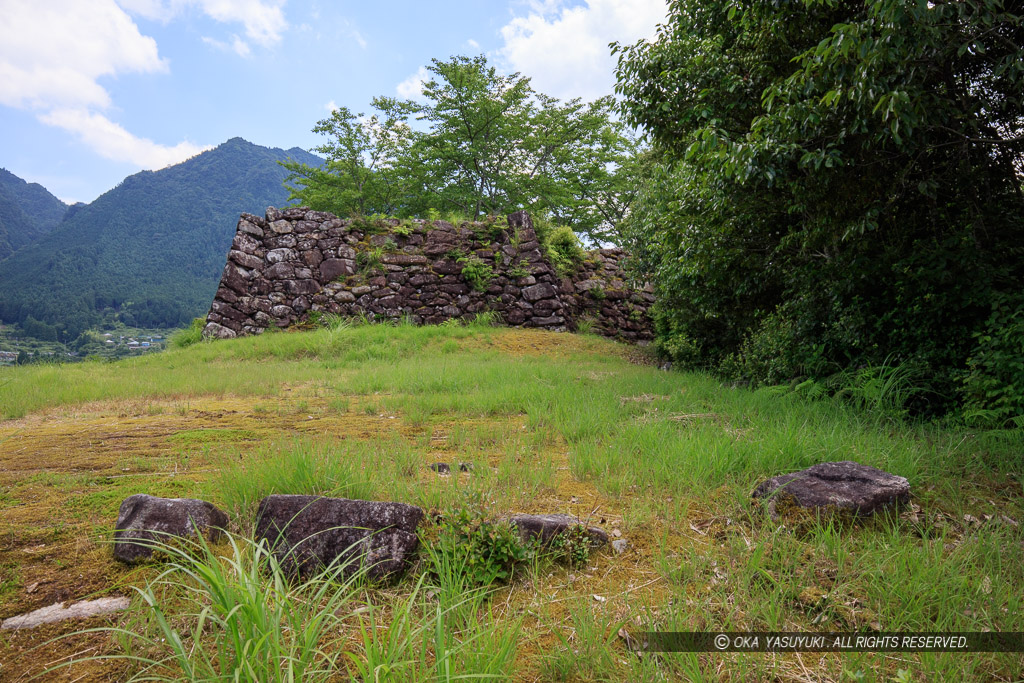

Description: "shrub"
508 259 531 278
392 220 413 238
169 318 206 348
469 310 501 327
550 524 591 568
356 247 384 273
545 225 584 277
457 256 495 292
575 318 597 336
961 294 1024 427
427 496 529 587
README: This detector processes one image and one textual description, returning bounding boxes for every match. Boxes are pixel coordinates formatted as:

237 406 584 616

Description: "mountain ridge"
0 168 68 260
0 138 321 338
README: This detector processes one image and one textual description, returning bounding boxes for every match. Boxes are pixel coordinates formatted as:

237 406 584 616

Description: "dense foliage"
284 55 640 244
0 138 321 340
0 168 68 260
614 0 1024 419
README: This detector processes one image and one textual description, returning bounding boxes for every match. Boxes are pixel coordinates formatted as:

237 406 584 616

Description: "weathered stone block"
266 263 295 280
267 248 298 264
114 494 229 563
203 321 237 339
523 283 557 302
232 232 260 254
752 461 910 520
285 279 320 296
320 258 356 281
383 253 428 266
254 495 423 579
229 249 263 270
238 218 264 238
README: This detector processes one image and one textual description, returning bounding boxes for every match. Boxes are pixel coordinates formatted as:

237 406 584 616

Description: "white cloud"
40 108 211 169
0 0 210 169
201 33 252 57
118 0 288 48
396 66 431 100
498 0 667 101
325 100 338 113
0 0 166 110
347 23 368 49
467 38 480 50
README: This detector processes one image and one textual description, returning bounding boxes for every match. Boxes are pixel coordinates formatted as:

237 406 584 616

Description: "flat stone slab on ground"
1 597 130 630
254 495 424 580
509 513 609 546
752 461 910 519
114 494 229 562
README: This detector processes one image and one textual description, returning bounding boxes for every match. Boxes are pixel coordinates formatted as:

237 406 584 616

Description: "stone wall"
203 207 654 342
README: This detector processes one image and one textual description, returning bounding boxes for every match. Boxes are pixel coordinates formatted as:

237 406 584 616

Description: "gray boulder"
114 494 229 562
254 495 424 580
509 513 608 546
752 461 910 519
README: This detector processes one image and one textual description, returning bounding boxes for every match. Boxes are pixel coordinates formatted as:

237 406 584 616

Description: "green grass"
0 318 497 419
5 322 1023 681
168 428 257 444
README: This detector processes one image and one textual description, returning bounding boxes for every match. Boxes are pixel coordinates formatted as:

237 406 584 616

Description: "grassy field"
0 321 1021 681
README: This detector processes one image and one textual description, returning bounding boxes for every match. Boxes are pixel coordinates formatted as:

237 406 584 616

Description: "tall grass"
50 531 524 682
49 532 366 682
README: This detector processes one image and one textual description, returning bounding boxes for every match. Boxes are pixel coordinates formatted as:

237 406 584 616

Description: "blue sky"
0 0 666 204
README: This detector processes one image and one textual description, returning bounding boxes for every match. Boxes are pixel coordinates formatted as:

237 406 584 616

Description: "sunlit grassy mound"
1 320 1021 681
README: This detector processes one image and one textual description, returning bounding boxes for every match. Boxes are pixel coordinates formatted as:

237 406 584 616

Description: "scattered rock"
254 495 423 580
458 462 474 472
429 462 451 474
611 539 629 555
611 528 622 538
509 513 609 547
1 597 130 630
114 494 229 563
752 461 910 520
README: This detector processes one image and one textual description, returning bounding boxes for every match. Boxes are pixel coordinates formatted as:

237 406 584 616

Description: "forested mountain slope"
0 138 321 337
0 168 68 260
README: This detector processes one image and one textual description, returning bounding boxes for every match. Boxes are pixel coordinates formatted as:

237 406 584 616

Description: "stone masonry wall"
204 207 654 342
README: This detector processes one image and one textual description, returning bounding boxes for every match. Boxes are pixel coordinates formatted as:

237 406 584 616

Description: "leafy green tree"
286 54 640 243
282 99 419 217
614 0 1024 416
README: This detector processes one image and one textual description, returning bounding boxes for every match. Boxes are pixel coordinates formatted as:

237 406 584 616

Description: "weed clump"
425 496 529 587
457 255 495 292
168 318 206 348
550 524 592 568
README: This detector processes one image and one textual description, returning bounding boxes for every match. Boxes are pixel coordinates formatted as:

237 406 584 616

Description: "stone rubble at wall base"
204 208 654 342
